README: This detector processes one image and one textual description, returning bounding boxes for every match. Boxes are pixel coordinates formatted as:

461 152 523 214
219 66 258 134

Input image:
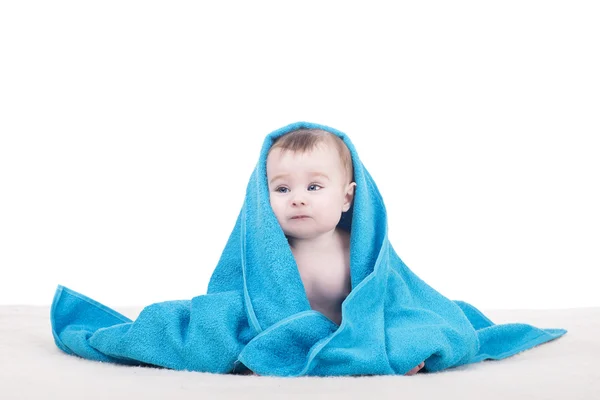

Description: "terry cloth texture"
50 122 567 377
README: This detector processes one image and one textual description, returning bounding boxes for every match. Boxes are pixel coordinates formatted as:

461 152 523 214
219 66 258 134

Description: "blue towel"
51 121 567 376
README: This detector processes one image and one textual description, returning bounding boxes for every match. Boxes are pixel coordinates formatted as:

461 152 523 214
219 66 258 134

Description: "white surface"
1 2 599 308
2 306 598 400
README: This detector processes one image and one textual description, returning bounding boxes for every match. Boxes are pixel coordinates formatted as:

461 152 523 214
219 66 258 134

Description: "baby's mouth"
291 215 310 219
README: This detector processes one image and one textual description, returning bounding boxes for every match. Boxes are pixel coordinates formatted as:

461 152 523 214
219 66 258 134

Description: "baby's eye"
275 187 289 193
308 184 322 191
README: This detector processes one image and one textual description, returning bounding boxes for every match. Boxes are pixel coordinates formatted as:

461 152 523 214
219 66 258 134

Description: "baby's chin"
284 231 318 241
283 228 336 241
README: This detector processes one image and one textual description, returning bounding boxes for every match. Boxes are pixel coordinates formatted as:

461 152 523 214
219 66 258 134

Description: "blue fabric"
50 121 567 376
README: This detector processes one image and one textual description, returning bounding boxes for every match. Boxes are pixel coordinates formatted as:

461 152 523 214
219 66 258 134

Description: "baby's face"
267 144 354 240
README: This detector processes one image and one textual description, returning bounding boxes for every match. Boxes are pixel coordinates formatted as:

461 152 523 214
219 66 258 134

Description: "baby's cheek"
268 194 277 210
270 200 285 220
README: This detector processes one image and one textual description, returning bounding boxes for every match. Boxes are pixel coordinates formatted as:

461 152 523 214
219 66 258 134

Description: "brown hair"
269 128 354 184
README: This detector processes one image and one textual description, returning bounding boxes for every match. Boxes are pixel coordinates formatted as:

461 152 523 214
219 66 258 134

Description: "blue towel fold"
50 122 566 376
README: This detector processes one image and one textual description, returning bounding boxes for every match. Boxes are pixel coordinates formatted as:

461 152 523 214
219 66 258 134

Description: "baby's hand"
405 361 425 376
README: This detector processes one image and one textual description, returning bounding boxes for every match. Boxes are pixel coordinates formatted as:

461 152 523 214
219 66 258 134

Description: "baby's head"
266 128 356 241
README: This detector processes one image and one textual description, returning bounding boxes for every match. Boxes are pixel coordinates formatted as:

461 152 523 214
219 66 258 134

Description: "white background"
1 1 598 309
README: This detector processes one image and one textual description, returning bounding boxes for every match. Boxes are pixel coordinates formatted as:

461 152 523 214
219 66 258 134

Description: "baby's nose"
291 195 307 206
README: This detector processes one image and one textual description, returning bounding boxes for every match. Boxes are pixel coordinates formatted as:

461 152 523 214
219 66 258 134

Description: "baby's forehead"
268 141 338 159
267 146 341 169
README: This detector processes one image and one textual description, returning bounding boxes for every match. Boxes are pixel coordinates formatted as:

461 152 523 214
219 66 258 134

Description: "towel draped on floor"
51 122 566 377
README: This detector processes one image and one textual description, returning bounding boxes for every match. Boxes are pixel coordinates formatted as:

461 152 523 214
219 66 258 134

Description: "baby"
265 128 424 377
267 128 355 328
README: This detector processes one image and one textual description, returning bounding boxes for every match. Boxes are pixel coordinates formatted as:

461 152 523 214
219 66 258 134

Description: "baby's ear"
342 182 357 212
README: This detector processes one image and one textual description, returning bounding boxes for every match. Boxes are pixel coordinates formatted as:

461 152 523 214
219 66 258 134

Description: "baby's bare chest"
294 251 352 303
